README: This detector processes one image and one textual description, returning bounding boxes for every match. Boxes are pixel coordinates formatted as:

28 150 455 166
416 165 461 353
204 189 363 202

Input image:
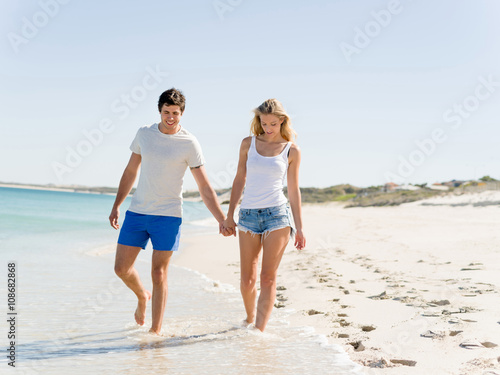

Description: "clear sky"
1 0 499 190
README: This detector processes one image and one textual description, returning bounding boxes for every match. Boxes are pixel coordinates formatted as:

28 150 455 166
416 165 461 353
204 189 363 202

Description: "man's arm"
109 152 141 229
190 165 226 228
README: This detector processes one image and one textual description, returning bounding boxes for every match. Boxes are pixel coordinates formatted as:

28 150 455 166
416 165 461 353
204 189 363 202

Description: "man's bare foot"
244 316 255 325
134 290 152 326
148 328 164 336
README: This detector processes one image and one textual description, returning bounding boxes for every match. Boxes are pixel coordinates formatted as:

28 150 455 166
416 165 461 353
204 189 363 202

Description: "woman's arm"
287 144 306 250
109 152 142 229
223 137 252 235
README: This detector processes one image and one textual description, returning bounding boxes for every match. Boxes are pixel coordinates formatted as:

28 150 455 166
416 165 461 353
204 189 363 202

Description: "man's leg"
149 250 174 334
114 244 152 326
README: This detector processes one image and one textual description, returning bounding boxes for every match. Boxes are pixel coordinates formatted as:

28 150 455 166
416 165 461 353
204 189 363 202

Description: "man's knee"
114 263 130 278
114 245 141 278
151 267 167 285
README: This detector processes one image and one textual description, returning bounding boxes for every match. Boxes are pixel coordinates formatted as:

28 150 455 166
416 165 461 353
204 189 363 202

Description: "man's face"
160 104 183 131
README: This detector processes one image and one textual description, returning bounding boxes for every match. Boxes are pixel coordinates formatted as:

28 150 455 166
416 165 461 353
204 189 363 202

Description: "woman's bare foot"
134 290 152 325
244 315 255 325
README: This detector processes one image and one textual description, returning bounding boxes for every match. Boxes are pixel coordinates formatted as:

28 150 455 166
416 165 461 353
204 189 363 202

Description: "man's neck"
158 122 181 135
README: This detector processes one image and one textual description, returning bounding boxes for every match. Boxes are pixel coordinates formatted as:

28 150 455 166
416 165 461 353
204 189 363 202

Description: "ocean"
0 187 362 375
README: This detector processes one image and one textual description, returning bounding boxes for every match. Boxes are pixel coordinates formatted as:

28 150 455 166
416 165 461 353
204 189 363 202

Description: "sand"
172 191 500 375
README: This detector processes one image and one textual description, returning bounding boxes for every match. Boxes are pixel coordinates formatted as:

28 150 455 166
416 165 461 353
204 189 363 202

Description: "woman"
223 98 306 332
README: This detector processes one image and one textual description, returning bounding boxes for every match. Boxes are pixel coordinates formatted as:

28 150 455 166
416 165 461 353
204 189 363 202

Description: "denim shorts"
118 210 182 251
237 204 295 238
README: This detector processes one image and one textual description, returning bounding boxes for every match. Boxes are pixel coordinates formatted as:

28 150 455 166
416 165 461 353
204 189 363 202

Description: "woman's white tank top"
240 136 292 209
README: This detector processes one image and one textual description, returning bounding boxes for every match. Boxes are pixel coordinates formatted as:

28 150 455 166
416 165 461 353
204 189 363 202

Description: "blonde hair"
250 99 297 141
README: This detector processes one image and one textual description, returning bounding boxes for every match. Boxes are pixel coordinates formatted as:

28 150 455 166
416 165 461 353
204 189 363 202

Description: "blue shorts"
118 211 182 251
237 204 295 239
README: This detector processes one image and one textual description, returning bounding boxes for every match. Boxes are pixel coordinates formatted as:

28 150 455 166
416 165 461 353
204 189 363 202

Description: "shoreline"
0 183 119 195
0 183 78 193
172 193 500 375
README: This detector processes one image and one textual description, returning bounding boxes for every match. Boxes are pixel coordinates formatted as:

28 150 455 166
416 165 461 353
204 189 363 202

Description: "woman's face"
260 114 283 137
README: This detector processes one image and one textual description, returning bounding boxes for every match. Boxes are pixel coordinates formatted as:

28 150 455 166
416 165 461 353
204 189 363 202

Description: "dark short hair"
158 88 186 113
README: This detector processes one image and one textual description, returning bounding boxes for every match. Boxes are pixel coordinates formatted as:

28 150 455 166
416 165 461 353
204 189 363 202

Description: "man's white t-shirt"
127 124 205 218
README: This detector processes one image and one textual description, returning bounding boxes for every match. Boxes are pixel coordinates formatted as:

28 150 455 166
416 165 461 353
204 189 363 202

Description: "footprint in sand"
481 342 498 348
368 291 391 300
276 294 288 302
428 299 450 307
421 330 445 339
348 341 365 352
334 318 350 327
390 359 417 367
306 309 324 316
459 340 486 349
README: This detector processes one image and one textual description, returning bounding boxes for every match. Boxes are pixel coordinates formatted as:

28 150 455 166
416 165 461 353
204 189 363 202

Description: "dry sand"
173 191 500 375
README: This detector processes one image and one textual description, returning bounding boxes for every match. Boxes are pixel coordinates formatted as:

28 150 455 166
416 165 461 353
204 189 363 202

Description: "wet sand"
173 191 500 375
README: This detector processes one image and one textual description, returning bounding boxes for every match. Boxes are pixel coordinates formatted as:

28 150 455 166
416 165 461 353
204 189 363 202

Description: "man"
109 88 231 335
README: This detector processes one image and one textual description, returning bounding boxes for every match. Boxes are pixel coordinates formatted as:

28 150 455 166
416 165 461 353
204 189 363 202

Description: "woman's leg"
239 231 262 324
255 227 290 332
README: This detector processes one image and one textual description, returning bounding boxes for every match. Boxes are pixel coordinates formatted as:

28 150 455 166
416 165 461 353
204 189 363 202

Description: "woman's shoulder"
288 142 301 160
241 136 253 147
289 142 301 152
237 136 252 154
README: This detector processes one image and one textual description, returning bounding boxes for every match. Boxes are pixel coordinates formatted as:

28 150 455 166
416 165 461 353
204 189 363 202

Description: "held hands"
220 217 237 237
294 229 306 251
